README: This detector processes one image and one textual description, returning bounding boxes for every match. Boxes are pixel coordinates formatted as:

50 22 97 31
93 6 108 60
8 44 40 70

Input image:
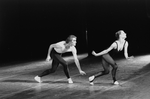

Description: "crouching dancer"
34 35 86 83
89 30 133 85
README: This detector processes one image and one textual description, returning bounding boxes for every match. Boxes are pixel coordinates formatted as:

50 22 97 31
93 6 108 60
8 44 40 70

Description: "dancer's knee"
113 63 118 69
113 65 118 71
114 65 118 69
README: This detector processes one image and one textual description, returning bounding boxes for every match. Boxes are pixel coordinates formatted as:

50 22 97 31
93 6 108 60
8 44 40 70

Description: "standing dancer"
90 30 133 85
34 35 86 83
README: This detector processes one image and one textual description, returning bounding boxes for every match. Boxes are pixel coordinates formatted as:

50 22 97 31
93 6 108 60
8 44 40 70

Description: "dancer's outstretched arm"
92 42 116 56
71 46 86 75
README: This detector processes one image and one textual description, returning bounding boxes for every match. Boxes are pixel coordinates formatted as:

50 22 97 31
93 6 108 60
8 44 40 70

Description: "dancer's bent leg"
89 57 110 85
56 56 72 83
102 54 119 84
39 60 59 77
34 60 59 83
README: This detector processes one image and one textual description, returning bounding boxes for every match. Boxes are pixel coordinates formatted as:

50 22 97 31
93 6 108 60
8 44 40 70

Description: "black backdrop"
0 0 150 65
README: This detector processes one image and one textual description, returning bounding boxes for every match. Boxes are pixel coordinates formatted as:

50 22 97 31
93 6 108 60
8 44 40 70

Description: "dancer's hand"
46 56 51 61
79 70 86 75
92 51 97 56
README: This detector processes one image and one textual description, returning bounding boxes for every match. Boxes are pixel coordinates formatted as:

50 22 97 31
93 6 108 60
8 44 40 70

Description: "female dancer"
34 35 86 84
90 30 133 85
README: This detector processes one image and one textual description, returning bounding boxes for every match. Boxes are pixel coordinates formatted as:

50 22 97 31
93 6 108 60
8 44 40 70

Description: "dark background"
0 0 150 66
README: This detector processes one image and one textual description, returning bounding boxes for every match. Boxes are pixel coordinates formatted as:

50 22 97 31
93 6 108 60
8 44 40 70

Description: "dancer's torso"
110 40 126 58
54 41 73 53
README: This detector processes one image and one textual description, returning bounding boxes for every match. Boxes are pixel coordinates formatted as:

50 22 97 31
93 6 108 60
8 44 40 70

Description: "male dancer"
35 35 86 83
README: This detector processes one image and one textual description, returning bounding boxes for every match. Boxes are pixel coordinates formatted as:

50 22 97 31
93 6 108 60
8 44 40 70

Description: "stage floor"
0 53 150 99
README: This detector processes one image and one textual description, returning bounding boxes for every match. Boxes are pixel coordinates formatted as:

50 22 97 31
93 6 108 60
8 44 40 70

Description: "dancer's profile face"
120 31 127 39
70 38 77 46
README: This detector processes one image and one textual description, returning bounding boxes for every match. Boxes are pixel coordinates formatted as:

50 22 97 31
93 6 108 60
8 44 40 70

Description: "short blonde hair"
66 35 77 43
115 30 124 39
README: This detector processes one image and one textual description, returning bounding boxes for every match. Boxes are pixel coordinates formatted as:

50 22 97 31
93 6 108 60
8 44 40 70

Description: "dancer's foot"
89 76 95 85
68 78 73 84
114 81 119 85
34 76 42 83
